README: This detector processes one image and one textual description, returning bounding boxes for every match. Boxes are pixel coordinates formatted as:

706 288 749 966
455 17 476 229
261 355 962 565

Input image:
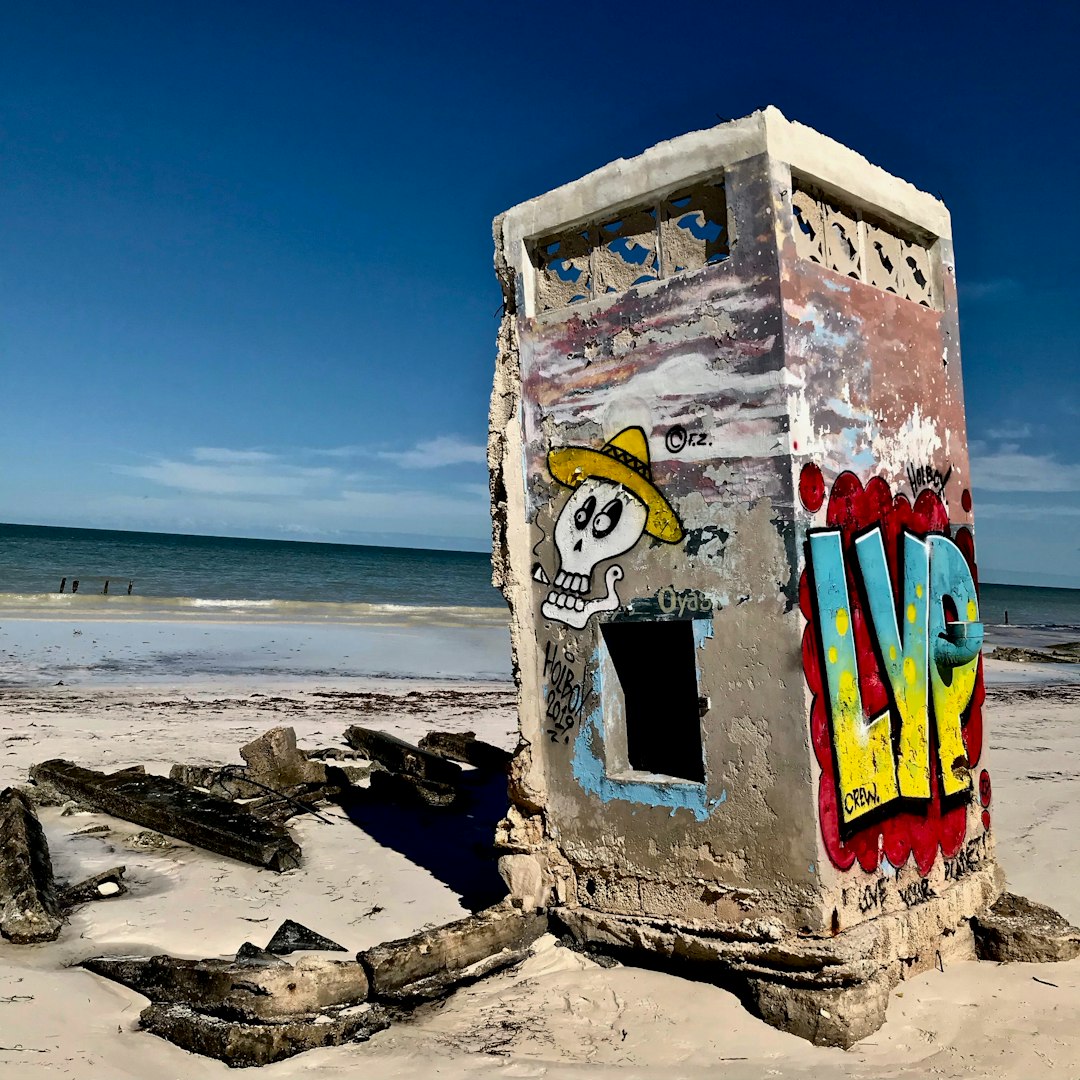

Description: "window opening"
600 619 705 783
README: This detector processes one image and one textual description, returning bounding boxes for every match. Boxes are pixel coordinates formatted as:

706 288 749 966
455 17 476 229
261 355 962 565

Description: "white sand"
0 620 1078 1078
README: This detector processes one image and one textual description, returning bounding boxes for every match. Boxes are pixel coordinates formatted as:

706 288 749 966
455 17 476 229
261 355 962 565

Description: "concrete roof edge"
761 107 952 239
498 110 770 257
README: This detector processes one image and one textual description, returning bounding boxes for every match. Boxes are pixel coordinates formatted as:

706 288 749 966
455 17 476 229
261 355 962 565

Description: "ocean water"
0 522 502 614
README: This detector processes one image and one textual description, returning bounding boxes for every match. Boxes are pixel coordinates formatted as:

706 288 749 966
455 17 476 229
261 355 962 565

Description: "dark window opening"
600 619 705 783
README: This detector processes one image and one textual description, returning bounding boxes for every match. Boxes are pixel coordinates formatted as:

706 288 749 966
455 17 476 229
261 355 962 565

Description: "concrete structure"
489 109 1002 1045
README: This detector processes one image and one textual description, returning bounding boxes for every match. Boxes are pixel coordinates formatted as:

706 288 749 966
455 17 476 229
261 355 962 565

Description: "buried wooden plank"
30 760 301 871
139 1002 388 1068
342 727 462 784
0 787 62 943
417 730 512 772
57 866 128 907
83 952 369 1023
358 900 548 999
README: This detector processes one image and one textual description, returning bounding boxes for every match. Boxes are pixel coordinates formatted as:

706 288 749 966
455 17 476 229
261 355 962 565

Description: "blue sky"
0 2 1077 586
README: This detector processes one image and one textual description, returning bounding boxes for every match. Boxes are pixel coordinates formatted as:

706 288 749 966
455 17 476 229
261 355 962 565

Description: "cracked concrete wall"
491 108 993 939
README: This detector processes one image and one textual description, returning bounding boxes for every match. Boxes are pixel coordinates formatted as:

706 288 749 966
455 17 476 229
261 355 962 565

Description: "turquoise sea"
0 522 502 613
1 523 1078 627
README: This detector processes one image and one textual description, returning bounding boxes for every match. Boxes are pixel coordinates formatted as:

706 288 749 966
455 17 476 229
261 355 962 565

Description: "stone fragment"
266 919 347 955
240 727 328 788
743 972 893 1050
417 731 511 772
498 853 550 911
31 760 301 871
139 1002 388 1067
0 787 62 943
359 901 547 1000
343 726 462 784
83 952 369 1022
57 866 127 907
367 768 459 809
973 892 1080 963
234 942 289 966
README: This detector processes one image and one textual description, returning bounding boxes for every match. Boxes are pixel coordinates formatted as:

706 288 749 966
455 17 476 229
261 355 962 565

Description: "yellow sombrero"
547 426 684 544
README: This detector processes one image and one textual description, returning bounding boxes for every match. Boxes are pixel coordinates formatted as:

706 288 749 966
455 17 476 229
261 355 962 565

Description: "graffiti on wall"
536 426 683 629
800 466 988 875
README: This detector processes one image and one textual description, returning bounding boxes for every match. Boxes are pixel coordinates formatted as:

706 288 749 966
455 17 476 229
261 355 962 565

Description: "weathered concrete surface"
343 726 462 784
266 919 346 955
0 787 62 943
139 1002 388 1068
359 901 547 1000
973 892 1080 963
83 952 369 1022
554 857 998 1046
30 760 301 871
418 731 512 771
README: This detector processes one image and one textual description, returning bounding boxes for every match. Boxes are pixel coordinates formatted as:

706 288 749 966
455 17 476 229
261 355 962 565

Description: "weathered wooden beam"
57 865 127 907
83 952 369 1023
342 726 462 784
417 730 512 772
358 901 547 1000
366 768 460 809
139 1002 388 1067
30 760 301 871
0 787 62 943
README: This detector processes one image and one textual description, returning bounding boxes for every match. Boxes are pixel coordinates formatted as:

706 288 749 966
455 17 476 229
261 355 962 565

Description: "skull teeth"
554 572 590 594
546 588 586 612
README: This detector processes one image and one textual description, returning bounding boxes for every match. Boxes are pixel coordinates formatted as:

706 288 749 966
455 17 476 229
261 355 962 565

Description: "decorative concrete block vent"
488 107 1079 1048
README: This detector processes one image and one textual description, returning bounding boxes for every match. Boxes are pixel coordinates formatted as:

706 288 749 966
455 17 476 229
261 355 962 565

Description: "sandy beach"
1 613 1079 1078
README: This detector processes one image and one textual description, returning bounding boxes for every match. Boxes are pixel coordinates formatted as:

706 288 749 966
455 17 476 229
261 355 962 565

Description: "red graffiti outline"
800 470 986 875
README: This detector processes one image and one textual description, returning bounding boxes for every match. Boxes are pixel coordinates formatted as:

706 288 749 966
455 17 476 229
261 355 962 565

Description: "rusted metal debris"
29 760 302 871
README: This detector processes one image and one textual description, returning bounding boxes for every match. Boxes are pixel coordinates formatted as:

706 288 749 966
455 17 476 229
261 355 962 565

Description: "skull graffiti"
539 426 684 629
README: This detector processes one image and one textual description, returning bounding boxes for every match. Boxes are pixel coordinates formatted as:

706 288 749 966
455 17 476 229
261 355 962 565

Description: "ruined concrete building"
488 108 1040 1045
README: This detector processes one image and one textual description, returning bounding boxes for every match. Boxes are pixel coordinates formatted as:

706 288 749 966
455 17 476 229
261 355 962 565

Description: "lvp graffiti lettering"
542 639 589 744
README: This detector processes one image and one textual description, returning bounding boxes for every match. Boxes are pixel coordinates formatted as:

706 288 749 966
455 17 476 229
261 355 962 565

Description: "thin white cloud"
959 278 1020 300
117 456 335 497
379 435 486 469
192 447 277 464
971 450 1080 493
984 422 1032 441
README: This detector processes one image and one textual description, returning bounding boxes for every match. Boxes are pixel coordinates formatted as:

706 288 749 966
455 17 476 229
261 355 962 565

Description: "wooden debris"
83 951 369 1023
418 730 511 772
367 769 460 809
139 1002 388 1067
359 900 547 1000
0 788 62 943
57 866 127 907
343 726 462 784
266 919 346 955
30 760 302 871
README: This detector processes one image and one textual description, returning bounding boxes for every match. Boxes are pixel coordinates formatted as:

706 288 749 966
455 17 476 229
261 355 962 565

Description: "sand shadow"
337 768 509 911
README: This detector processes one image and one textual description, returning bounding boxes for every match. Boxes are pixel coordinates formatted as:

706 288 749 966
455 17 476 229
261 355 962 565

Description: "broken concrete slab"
83 952 369 1023
57 865 127 907
235 941 290 966
974 892 1080 963
139 1001 388 1068
359 901 547 1000
266 919 346 955
367 768 459 809
30 760 301 871
417 731 511 772
240 727 328 789
343 726 462 784
0 787 63 943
